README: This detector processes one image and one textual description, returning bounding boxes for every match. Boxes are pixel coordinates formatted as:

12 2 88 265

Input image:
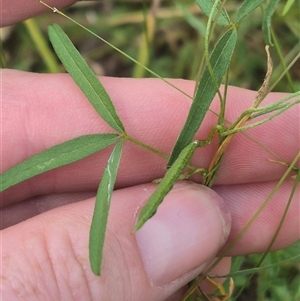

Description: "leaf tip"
132 220 143 233
91 265 101 276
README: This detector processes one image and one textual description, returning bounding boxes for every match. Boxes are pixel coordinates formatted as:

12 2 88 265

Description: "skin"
1 1 299 301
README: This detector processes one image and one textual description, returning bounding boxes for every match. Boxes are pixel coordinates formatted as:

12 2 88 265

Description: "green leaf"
196 0 231 26
262 0 280 46
281 0 295 16
134 141 199 232
0 134 119 192
179 3 206 36
48 24 125 133
89 140 123 275
167 29 237 167
235 0 264 23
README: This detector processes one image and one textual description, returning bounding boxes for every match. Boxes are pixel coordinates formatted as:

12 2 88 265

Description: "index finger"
1 70 298 205
2 0 79 27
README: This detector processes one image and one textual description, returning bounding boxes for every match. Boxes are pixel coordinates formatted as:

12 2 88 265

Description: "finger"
199 257 232 295
2 0 78 26
2 179 298 253
1 183 231 301
165 258 232 301
2 70 298 204
215 179 300 255
0 192 95 229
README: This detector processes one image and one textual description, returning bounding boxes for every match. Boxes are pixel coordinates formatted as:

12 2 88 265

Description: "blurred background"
1 0 299 92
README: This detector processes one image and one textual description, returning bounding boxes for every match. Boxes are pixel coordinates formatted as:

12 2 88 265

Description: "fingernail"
135 183 231 286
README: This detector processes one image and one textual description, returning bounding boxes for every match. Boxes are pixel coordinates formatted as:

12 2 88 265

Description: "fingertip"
135 182 231 286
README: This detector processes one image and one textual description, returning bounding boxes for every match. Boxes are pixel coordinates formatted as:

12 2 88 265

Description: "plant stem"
124 134 168 159
271 28 295 92
203 0 226 107
269 51 300 92
218 67 230 127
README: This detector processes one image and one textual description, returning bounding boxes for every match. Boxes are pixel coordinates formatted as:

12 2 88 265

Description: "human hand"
2 2 299 301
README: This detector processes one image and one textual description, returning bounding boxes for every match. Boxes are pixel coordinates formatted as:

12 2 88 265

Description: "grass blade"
235 0 264 23
89 140 123 275
0 134 119 192
167 29 237 167
196 0 231 26
48 24 125 133
24 19 60 73
281 0 295 16
134 141 199 232
262 0 280 46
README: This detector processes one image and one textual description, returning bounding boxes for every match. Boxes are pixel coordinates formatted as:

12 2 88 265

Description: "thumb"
135 182 231 287
1 182 230 301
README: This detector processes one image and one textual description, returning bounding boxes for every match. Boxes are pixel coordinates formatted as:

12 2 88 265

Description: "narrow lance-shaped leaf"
262 0 280 46
196 0 231 26
48 24 125 133
0 134 119 192
134 141 199 232
235 0 264 23
89 140 123 275
167 29 237 167
180 3 206 36
281 0 295 16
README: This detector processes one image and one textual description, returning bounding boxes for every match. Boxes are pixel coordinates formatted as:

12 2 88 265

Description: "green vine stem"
123 133 168 159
